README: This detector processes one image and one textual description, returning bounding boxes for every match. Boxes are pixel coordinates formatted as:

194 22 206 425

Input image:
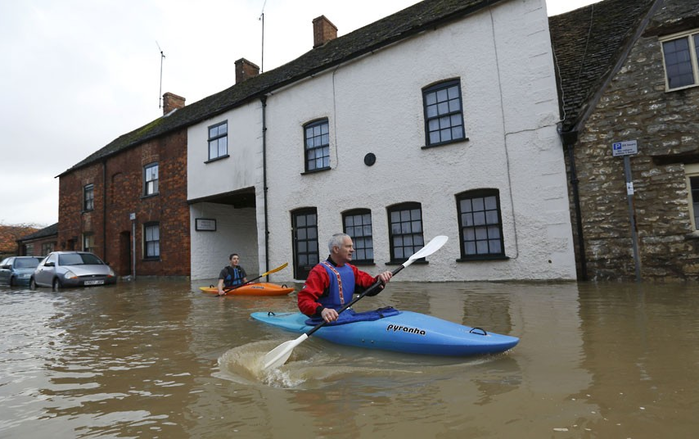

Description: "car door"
0 257 11 284
35 253 57 286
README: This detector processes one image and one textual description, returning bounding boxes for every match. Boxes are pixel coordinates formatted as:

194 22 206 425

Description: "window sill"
301 167 331 175
421 137 469 150
352 260 375 266
685 231 699 240
141 193 159 200
457 255 510 262
205 154 230 164
142 257 161 262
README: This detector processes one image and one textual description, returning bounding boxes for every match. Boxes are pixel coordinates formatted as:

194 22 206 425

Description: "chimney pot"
313 15 338 48
235 58 260 84
162 92 185 115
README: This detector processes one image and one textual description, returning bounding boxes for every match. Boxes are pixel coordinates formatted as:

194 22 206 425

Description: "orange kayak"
199 282 294 296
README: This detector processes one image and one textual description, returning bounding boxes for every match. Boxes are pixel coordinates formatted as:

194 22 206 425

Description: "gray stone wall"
571 0 699 281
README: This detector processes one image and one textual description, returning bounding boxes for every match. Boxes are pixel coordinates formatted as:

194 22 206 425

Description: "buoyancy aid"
318 261 356 310
223 266 244 287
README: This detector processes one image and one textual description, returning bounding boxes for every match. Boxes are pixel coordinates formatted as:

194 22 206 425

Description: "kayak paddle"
261 235 448 370
221 262 288 295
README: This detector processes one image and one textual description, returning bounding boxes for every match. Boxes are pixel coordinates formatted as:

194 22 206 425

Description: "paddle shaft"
223 262 288 292
305 265 406 338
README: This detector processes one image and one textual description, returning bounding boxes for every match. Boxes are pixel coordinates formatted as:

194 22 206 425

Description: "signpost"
612 141 641 282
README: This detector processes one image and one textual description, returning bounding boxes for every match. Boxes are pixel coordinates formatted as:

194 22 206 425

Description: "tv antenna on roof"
259 0 267 72
156 41 166 108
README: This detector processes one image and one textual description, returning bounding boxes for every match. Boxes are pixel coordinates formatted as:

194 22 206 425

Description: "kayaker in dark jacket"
217 253 248 295
298 233 392 322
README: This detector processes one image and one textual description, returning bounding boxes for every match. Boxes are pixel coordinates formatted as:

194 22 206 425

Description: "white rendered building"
187 0 576 282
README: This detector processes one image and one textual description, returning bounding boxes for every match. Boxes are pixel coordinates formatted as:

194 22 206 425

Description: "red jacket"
298 259 379 316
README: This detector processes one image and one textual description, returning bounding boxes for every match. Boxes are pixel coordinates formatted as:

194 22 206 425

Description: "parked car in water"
0 256 45 286
30 251 116 290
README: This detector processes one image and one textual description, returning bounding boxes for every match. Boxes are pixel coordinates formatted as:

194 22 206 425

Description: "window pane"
457 191 504 258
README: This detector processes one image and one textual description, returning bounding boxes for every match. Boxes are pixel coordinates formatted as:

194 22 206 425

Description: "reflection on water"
1 279 698 438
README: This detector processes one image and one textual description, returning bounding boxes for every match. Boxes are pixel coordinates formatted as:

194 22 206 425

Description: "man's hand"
321 307 339 322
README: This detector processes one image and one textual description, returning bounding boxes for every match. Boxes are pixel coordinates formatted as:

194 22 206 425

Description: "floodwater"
1 279 698 438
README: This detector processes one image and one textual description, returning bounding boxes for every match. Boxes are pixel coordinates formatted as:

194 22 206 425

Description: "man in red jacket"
298 233 393 322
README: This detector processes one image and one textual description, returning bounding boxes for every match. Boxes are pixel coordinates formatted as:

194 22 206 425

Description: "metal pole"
623 156 641 282
132 219 136 280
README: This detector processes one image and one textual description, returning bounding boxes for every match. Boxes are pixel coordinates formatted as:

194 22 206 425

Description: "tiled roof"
17 223 58 242
59 0 507 176
549 0 656 133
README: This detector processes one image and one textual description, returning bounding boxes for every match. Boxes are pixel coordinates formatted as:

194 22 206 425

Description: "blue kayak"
250 308 519 357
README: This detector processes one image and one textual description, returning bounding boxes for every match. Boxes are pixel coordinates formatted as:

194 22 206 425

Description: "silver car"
0 256 44 286
30 251 116 290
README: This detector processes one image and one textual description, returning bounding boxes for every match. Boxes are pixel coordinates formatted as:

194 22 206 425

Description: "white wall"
189 202 259 280
261 0 576 281
187 99 264 280
187 100 263 201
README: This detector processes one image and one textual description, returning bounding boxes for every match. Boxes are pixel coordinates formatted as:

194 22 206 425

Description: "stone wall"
571 1 699 281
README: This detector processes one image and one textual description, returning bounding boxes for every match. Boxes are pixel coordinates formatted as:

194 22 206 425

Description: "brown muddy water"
1 279 698 438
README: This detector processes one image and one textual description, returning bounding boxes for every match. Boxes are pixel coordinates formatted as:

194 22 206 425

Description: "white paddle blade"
404 235 448 268
263 333 308 370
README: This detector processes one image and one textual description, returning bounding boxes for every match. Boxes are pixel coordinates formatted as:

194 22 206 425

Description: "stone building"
551 0 699 281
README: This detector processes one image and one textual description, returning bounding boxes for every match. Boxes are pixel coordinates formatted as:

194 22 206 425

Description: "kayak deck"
251 310 518 356
199 283 294 296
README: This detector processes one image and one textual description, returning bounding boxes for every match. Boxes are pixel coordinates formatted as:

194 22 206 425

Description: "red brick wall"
58 129 190 277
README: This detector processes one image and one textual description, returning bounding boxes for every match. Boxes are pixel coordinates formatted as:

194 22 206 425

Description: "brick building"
551 0 699 281
16 223 58 256
57 93 191 277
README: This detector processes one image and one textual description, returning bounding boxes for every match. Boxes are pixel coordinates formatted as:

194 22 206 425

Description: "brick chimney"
162 92 185 115
313 15 337 48
235 58 260 84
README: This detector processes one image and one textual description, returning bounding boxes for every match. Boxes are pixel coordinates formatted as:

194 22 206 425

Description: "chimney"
162 92 185 115
313 15 337 48
235 58 260 84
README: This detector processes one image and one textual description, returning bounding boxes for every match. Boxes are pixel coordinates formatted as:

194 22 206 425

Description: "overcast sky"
0 0 600 228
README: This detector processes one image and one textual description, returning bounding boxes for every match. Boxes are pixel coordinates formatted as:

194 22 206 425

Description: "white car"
30 251 116 290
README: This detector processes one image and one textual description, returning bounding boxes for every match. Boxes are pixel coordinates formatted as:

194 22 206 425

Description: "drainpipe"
261 95 269 275
102 160 108 261
562 130 587 281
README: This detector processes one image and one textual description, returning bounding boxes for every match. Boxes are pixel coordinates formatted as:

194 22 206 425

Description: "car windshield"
15 258 41 269
58 253 104 266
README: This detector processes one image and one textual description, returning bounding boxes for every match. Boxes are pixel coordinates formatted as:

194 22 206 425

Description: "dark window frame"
143 162 159 197
207 121 229 162
83 184 94 212
343 208 374 265
456 189 507 261
422 79 467 148
143 222 160 260
387 202 425 264
303 118 331 173
292 208 319 280
661 31 699 91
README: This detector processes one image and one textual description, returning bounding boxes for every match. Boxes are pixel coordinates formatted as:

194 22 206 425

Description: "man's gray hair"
328 233 350 253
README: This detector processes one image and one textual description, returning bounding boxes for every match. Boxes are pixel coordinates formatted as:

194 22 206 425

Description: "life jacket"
318 261 356 310
223 266 244 287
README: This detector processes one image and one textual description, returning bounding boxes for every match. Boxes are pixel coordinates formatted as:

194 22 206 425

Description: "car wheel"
29 278 37 289
9 276 15 287
53 278 62 291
